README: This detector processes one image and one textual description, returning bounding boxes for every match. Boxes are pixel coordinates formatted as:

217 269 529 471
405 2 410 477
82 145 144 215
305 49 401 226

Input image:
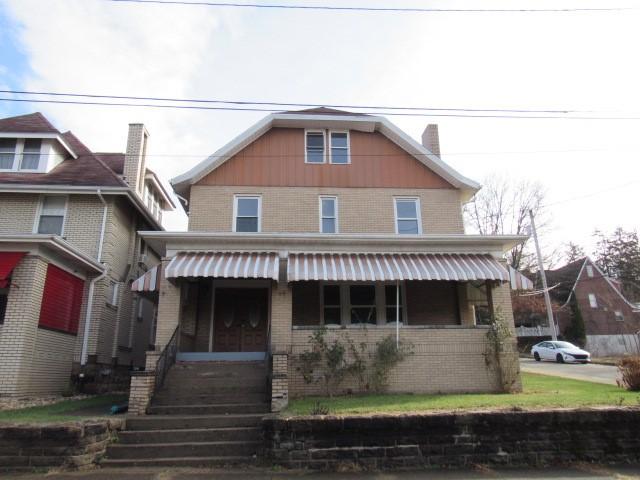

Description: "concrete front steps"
102 360 269 468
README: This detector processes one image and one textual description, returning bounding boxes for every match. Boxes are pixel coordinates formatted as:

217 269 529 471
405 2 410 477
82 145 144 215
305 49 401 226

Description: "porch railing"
515 326 552 337
154 326 178 393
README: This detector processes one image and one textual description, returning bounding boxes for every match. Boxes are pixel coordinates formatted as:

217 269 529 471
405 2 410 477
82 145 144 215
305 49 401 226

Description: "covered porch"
129 233 525 413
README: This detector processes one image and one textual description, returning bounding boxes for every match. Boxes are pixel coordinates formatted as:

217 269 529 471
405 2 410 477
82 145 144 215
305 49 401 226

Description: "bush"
564 298 586 347
617 356 640 391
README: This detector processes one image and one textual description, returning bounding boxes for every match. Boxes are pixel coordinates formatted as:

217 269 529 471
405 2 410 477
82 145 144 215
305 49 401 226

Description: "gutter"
80 189 109 366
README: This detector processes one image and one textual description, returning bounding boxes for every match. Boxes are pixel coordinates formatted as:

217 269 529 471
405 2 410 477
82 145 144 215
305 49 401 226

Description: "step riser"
162 380 267 390
148 404 269 415
125 416 264 431
159 385 266 394
118 428 261 444
101 457 256 468
106 442 261 459
152 393 267 405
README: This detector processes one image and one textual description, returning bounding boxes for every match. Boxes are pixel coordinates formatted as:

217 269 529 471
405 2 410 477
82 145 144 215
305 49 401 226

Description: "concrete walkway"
520 358 620 386
6 465 640 479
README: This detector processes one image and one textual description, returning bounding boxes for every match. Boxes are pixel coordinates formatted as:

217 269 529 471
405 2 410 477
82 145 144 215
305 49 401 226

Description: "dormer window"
0 138 43 171
305 130 325 164
21 139 42 170
0 139 16 169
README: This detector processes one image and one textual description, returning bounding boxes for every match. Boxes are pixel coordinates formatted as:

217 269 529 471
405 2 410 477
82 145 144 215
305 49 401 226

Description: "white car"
531 341 591 364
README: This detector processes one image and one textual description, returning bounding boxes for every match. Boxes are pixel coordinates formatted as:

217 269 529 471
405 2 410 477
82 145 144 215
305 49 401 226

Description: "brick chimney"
421 124 441 157
123 123 149 196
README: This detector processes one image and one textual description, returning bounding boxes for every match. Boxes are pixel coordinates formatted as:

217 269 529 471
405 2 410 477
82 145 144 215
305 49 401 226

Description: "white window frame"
328 130 350 164
34 195 68 236
0 138 43 172
615 310 624 321
394 197 422 235
107 281 120 308
319 196 338 234
586 265 594 278
232 195 262 233
588 293 598 309
304 129 326 164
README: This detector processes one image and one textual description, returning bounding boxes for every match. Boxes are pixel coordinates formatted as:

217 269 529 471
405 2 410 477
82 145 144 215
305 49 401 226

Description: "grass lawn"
0 395 127 424
284 373 640 416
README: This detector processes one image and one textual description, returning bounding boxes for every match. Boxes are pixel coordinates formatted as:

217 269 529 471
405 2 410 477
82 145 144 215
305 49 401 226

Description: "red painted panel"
39 264 84 335
0 252 26 288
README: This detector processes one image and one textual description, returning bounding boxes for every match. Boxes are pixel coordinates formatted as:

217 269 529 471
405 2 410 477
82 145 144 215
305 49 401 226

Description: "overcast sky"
1 0 638 259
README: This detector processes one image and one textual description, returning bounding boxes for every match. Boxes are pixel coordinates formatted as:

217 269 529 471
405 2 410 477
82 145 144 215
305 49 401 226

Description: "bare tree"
563 242 586 264
464 174 555 271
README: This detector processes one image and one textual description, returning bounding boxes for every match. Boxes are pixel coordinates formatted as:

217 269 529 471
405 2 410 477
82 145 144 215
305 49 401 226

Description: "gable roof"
548 257 640 311
171 109 480 200
0 112 59 134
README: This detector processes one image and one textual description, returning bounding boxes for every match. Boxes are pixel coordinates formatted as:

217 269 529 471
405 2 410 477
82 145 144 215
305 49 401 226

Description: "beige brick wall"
26 328 76 395
0 193 39 234
155 258 181 350
0 255 48 396
189 186 465 234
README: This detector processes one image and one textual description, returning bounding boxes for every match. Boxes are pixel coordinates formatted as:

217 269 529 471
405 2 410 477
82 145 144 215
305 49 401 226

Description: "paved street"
5 465 640 480
520 358 619 385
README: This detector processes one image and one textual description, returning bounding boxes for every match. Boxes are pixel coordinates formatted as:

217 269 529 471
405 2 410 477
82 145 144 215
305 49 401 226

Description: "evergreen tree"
564 297 586 347
593 228 640 302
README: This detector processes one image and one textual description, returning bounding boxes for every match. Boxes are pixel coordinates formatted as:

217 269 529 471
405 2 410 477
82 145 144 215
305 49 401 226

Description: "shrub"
617 356 640 391
370 336 413 393
564 298 586 347
310 401 330 416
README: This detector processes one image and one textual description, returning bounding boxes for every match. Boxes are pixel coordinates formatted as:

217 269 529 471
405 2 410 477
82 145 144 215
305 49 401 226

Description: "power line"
4 97 640 120
105 0 637 14
0 89 583 114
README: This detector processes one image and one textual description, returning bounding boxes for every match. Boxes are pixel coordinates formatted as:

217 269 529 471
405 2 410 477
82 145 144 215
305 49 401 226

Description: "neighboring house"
0 112 175 396
547 258 640 356
130 107 526 412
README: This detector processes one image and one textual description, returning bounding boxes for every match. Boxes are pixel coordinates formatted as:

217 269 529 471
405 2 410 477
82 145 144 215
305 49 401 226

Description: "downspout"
80 189 108 366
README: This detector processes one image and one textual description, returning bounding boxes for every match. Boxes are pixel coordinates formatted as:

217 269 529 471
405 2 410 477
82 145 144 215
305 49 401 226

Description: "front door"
213 288 268 352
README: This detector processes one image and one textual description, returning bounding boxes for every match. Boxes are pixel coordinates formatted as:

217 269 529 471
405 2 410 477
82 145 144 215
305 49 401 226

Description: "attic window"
586 265 594 278
20 139 42 170
0 139 16 170
588 293 598 309
305 131 325 164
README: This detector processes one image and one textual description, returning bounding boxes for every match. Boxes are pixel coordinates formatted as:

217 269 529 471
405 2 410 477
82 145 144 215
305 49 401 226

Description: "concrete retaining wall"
586 334 640 357
264 408 640 470
0 419 123 470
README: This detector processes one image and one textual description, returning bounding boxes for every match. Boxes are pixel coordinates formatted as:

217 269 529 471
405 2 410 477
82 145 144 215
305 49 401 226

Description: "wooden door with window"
213 288 268 352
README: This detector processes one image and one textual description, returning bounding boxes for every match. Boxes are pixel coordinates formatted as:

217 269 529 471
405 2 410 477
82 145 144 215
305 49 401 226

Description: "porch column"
457 283 475 326
270 282 292 411
155 257 181 351
488 277 522 392
0 255 48 396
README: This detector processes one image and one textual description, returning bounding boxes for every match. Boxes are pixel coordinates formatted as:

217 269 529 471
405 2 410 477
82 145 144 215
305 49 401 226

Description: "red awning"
0 252 27 288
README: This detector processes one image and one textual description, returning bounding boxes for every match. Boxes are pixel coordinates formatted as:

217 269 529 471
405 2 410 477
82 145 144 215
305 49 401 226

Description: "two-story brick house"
0 112 174 396
128 108 526 416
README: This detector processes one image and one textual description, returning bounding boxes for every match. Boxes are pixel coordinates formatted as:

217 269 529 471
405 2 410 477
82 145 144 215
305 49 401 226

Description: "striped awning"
131 264 161 293
509 266 535 290
165 252 280 281
287 253 509 282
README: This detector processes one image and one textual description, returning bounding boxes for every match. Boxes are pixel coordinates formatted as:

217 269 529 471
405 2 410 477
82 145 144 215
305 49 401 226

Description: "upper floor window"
21 139 42 170
107 281 120 308
586 265 594 277
394 197 422 235
588 293 598 308
615 310 624 321
36 195 67 235
319 196 338 233
0 139 16 170
0 138 42 171
233 195 261 232
329 131 350 164
305 130 325 164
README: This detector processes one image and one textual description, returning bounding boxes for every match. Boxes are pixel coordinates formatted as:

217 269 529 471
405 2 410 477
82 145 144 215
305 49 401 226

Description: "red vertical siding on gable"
197 128 455 189
38 264 84 335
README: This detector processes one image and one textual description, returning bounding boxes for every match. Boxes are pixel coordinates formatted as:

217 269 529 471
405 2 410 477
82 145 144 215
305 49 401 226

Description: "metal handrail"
154 326 179 393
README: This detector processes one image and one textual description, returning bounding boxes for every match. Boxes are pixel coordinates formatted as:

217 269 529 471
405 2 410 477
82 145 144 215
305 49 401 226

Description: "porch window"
329 131 349 164
474 305 492 325
394 198 421 234
322 285 341 325
349 285 377 325
319 196 338 233
0 139 16 170
305 130 325 164
37 195 67 235
384 285 404 323
233 195 261 232
20 139 42 170
0 288 7 324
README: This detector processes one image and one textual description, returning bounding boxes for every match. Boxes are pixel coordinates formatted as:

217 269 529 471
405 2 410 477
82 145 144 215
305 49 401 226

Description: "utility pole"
529 209 557 341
